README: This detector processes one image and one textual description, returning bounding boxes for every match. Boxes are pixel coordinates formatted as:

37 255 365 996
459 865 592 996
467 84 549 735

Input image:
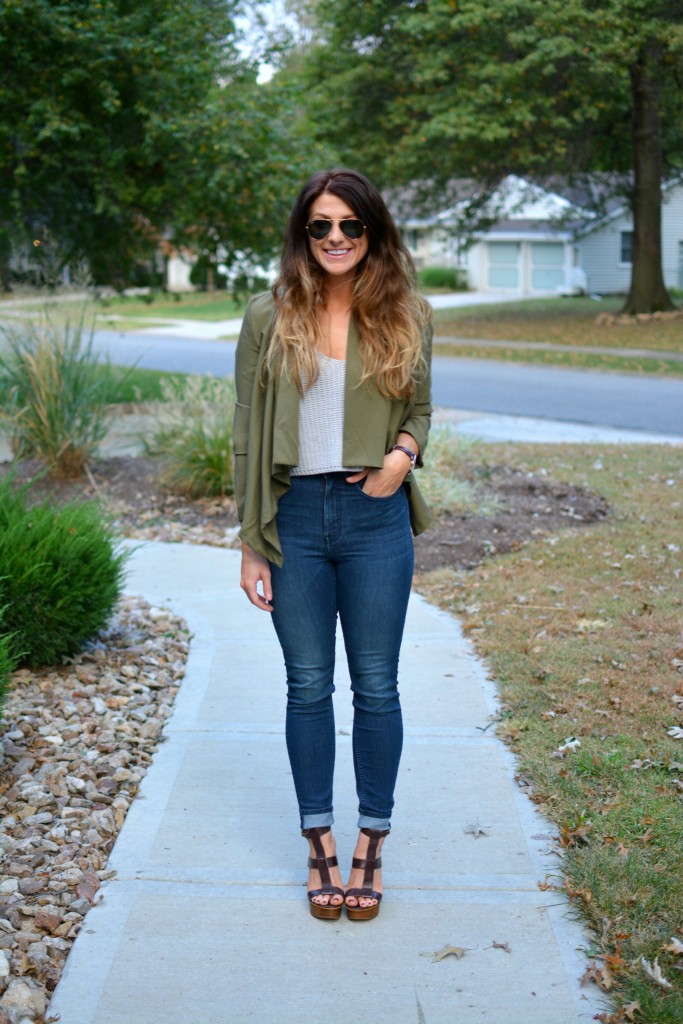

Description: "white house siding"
577 182 683 294
166 254 194 292
662 185 683 289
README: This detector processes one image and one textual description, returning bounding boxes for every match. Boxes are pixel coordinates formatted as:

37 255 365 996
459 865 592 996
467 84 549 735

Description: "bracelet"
392 444 417 470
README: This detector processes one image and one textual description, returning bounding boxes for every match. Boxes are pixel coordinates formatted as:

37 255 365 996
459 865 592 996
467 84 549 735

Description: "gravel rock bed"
0 597 190 1024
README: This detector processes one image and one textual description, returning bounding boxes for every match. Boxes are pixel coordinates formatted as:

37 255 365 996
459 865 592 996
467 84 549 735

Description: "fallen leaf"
565 879 592 903
667 726 683 739
581 960 614 991
420 944 468 962
663 937 683 954
552 736 581 758
641 956 672 990
623 1002 641 1022
463 819 490 839
492 940 511 953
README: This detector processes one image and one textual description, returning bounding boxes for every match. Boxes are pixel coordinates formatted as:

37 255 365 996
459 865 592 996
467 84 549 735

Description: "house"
397 176 585 296
575 178 683 294
396 175 683 297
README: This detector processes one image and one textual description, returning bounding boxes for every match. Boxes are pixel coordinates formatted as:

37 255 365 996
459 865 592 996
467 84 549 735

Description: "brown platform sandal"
301 827 344 920
345 827 389 922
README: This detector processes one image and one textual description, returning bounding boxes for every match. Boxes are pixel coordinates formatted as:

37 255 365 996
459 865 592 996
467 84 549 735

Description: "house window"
620 231 633 264
403 229 419 251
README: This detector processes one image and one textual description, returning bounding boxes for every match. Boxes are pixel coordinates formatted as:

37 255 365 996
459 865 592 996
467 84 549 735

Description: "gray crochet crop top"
290 353 363 476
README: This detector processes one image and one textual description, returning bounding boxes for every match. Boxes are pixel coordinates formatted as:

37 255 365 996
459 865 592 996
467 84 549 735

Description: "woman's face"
306 191 369 283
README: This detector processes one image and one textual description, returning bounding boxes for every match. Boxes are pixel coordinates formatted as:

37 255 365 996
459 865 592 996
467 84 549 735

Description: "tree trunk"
0 226 12 294
622 44 676 314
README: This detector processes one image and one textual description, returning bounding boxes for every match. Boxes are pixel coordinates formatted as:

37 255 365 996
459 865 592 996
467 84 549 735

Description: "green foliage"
293 0 682 185
283 0 682 311
0 612 19 720
144 375 236 497
0 304 121 478
0 2 320 289
189 256 228 292
0 479 128 668
418 266 467 290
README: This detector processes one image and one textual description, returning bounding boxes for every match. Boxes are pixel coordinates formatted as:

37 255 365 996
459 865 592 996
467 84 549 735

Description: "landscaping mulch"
0 454 610 572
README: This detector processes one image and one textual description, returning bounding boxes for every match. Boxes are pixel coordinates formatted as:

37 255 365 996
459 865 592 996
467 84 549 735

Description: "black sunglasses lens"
341 220 365 239
307 220 332 239
307 219 366 240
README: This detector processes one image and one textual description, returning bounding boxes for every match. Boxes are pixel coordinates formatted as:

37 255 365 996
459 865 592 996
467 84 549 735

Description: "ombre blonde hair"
264 169 431 399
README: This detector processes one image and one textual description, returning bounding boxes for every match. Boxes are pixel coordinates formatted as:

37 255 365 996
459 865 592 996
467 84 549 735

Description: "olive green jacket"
233 291 433 565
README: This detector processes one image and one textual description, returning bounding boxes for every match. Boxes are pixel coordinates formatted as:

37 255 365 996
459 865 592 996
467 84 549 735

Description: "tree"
0 0 314 289
283 0 683 313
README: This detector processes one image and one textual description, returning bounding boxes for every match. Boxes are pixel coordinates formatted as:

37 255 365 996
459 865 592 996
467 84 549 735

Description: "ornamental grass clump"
0 478 128 668
0 616 18 720
0 303 118 478
144 375 236 498
420 427 499 516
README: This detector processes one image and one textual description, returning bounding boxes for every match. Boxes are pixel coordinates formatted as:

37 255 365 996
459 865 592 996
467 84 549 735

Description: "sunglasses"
306 218 366 241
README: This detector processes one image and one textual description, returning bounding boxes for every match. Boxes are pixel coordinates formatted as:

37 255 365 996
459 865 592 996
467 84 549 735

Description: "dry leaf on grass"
551 736 581 758
666 726 683 739
662 937 683 954
641 956 672 990
581 960 614 991
420 945 469 962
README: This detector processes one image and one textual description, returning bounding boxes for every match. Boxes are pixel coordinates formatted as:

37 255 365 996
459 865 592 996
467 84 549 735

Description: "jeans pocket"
353 482 402 502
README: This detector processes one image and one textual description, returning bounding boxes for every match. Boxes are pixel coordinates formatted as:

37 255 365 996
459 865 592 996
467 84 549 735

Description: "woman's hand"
240 542 273 612
346 448 413 498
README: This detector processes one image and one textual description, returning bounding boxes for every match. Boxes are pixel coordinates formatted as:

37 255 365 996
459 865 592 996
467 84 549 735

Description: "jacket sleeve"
399 323 433 466
233 298 263 523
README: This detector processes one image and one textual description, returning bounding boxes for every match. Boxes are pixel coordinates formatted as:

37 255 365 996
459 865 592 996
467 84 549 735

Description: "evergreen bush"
418 266 467 290
0 478 128 668
0 303 120 478
143 375 236 498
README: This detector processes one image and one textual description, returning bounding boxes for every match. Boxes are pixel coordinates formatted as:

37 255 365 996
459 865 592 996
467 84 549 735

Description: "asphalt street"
93 328 683 437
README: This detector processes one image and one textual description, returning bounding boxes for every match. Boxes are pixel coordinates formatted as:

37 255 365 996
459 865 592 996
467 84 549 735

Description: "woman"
234 168 432 921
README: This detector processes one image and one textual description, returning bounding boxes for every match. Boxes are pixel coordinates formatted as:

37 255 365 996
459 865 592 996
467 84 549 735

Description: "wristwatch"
392 444 418 470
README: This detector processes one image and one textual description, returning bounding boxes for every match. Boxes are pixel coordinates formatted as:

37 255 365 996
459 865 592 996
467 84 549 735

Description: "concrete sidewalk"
48 542 602 1024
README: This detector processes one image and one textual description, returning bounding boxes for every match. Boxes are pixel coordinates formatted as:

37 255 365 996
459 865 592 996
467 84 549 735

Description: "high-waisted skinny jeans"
269 472 414 833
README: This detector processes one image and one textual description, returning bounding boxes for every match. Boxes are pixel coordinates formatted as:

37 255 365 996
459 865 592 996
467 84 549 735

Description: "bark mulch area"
0 455 610 570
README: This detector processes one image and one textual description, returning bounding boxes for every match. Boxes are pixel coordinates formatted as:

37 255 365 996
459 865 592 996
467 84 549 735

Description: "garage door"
531 243 565 290
487 242 520 289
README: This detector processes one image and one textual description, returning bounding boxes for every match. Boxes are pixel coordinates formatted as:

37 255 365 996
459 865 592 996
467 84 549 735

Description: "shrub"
0 303 120 478
418 266 468 290
0 478 128 668
143 375 236 498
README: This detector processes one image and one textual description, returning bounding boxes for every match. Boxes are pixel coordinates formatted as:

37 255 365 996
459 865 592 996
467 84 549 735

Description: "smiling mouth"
324 248 351 256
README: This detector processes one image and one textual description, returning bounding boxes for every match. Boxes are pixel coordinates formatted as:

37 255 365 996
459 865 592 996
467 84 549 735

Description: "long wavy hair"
265 169 431 399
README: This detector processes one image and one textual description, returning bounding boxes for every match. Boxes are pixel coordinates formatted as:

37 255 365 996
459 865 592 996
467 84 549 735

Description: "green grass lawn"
95 292 249 321
416 441 683 1023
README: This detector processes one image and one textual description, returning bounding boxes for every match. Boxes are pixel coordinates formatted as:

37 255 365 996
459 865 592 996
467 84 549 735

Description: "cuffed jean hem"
358 814 391 831
301 812 334 831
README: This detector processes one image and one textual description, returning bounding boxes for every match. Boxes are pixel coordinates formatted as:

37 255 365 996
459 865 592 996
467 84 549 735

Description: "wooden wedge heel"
301 826 344 920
